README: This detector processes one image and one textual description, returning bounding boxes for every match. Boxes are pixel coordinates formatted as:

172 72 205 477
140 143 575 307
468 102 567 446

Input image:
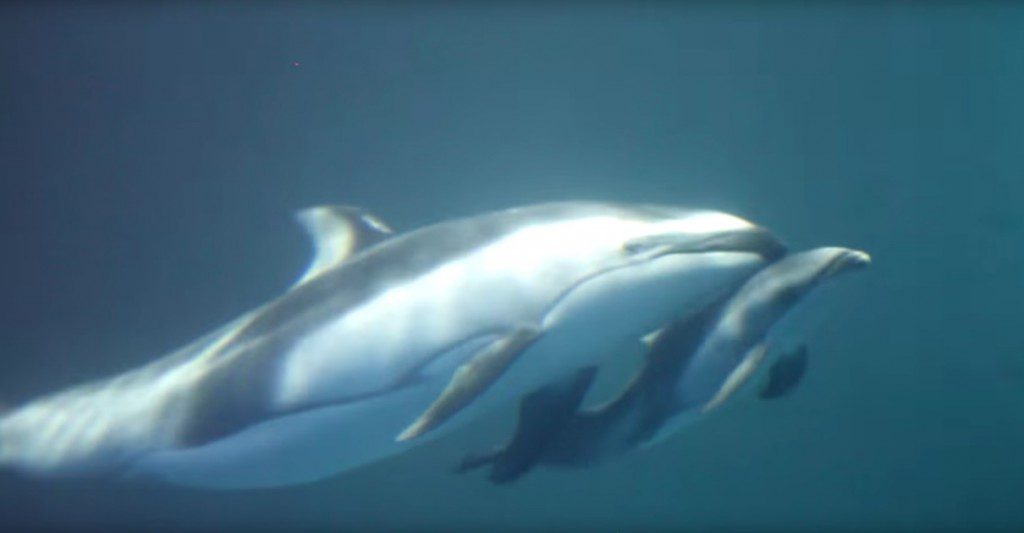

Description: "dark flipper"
455 366 598 484
758 344 809 400
452 448 502 475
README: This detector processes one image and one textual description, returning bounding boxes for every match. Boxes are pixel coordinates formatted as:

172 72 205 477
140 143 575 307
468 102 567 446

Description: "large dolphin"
0 201 784 489
455 246 869 483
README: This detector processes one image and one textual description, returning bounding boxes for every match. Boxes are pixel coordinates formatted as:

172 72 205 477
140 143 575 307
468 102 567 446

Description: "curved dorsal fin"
293 205 393 287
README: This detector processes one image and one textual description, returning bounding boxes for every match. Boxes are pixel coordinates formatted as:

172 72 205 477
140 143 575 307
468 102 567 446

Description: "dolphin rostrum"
0 201 784 489
455 246 869 484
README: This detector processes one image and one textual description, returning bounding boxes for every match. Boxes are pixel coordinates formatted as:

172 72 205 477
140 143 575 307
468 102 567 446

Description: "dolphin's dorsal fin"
294 205 393 287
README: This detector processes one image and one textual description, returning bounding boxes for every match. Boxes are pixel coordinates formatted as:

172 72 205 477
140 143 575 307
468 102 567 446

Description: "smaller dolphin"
455 247 870 484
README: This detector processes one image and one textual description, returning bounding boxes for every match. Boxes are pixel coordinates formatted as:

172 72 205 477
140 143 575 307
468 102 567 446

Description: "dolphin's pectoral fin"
293 204 393 287
483 366 598 484
702 342 770 414
396 326 543 442
759 344 809 400
452 448 503 475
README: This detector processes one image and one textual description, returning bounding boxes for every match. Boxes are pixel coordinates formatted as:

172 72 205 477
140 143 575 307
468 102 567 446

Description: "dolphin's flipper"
293 205 393 287
702 342 769 413
397 326 543 442
452 448 503 475
483 365 599 484
759 345 809 399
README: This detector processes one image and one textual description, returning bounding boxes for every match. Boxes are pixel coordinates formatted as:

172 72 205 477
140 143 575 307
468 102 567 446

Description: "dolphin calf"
0 201 783 489
455 247 869 484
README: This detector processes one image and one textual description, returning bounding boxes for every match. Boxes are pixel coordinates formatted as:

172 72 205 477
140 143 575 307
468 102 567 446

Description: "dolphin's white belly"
130 252 763 489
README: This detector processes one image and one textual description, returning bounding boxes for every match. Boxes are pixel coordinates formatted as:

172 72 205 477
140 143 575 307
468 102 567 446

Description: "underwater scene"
1 2 1022 531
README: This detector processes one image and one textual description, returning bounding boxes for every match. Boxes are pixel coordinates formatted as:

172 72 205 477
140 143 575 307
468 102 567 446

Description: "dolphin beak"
846 250 872 267
823 248 872 278
839 249 872 271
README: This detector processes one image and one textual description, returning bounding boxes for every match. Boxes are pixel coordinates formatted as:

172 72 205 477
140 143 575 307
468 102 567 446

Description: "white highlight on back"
652 210 753 236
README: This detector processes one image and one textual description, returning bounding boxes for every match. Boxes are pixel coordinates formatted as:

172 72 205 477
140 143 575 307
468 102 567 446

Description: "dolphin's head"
784 246 872 290
529 204 788 364
618 206 787 262
727 246 870 322
734 245 871 354
661 244 871 426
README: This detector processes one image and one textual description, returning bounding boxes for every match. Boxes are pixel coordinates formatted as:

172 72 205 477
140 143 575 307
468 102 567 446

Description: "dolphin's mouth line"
624 228 787 262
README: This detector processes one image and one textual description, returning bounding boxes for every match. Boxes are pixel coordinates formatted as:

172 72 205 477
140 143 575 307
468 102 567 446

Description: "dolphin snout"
837 248 871 271
846 250 871 268
822 248 872 278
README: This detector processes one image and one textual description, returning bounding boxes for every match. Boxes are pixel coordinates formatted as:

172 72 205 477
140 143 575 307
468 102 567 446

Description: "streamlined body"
0 201 782 489
456 247 869 483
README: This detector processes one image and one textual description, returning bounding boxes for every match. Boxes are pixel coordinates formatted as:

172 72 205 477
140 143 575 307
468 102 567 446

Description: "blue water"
2 2 1022 530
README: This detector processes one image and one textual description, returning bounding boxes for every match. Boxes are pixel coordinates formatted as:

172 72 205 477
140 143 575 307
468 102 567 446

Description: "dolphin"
0 201 784 489
455 246 869 484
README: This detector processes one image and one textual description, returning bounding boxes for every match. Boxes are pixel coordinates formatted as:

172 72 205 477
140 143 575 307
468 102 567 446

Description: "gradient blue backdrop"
1 2 1022 530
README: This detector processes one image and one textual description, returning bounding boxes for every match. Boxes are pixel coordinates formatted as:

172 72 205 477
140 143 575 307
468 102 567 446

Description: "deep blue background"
1 2 1022 530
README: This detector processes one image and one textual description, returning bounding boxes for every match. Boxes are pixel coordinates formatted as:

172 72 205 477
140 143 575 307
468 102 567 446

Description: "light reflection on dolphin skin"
0 201 782 489
455 247 869 484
